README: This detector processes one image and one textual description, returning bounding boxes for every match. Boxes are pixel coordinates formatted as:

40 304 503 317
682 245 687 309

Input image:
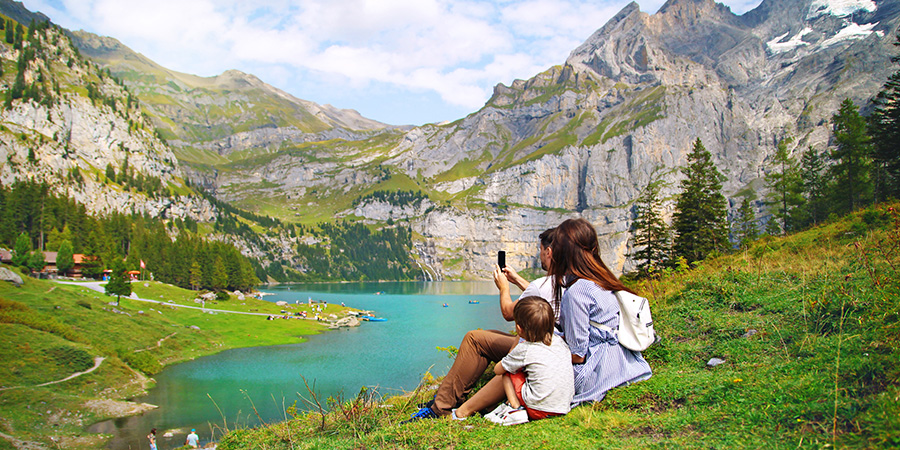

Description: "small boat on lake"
442 303 449 307
468 300 479 304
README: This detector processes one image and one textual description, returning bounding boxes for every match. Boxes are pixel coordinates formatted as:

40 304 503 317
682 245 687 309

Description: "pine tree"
12 232 30 267
868 32 900 201
765 138 804 233
673 138 729 264
212 256 228 292
57 239 74 276
734 195 759 249
829 99 873 214
630 179 671 276
105 163 116 183
190 259 202 291
105 259 131 306
799 147 829 227
27 250 45 273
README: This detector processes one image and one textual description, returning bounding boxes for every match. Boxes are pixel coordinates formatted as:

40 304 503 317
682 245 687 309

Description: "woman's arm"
561 281 592 361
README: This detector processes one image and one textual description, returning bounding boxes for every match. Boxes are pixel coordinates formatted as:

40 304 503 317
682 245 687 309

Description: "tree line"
352 189 428 208
629 33 900 276
0 180 259 292
279 221 416 282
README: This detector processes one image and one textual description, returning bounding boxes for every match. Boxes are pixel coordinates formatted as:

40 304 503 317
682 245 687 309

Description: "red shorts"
508 371 563 421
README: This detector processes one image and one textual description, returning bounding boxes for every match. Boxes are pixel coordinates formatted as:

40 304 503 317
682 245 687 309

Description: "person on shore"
147 428 157 450
186 428 199 448
550 218 652 405
403 228 561 422
450 296 574 424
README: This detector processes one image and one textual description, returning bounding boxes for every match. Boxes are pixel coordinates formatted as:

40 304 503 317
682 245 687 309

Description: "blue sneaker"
401 406 439 424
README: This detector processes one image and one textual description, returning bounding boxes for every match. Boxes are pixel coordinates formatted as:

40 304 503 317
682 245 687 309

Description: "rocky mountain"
69 31 395 163
0 14 215 221
383 0 900 277
8 0 898 281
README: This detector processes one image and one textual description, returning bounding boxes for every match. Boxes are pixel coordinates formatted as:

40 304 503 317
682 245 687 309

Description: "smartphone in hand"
497 251 506 269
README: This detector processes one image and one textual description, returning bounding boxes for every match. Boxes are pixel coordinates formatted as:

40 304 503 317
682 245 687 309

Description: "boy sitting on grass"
452 296 574 425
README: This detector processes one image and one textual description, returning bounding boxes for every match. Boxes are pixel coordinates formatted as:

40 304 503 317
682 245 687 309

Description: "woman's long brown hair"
549 218 634 307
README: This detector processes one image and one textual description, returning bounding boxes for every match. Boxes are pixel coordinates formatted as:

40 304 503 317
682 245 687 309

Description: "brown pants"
432 329 519 415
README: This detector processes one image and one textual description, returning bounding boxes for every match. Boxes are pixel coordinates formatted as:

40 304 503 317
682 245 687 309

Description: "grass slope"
0 278 350 449
216 203 900 449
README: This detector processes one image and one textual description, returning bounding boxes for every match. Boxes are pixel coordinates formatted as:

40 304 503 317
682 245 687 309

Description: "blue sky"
23 0 763 126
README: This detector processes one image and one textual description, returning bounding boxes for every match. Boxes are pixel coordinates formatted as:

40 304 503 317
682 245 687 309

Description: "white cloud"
20 0 770 124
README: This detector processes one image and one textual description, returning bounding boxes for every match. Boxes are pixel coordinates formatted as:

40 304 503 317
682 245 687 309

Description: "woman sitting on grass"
551 218 652 405
450 296 574 425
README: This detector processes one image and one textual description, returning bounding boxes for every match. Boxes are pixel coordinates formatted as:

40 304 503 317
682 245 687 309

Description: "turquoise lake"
90 281 516 449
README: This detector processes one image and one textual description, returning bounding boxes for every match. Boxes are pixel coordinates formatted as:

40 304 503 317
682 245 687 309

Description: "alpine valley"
1 0 898 280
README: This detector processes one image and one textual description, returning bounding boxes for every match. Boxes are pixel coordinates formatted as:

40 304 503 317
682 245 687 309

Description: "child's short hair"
513 296 554 345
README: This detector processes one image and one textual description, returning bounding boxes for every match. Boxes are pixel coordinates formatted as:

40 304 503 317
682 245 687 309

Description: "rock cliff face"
0 22 214 221
59 0 900 280
377 0 899 278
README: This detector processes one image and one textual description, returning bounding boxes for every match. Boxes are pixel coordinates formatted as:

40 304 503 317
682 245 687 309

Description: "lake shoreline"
89 282 507 449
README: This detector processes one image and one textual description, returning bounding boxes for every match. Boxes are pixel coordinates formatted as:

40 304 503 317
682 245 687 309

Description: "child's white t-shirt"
501 334 574 414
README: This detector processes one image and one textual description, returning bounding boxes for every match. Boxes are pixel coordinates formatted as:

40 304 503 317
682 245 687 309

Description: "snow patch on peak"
767 27 814 54
807 0 876 20
821 21 884 47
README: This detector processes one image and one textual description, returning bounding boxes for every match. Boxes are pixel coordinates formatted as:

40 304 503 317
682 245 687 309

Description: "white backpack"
590 291 658 352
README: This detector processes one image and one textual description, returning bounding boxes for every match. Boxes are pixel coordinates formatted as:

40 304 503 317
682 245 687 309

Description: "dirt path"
0 357 105 391
56 281 274 316
134 332 177 353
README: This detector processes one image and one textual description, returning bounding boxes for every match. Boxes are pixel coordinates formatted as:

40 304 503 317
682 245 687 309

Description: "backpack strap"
589 320 615 334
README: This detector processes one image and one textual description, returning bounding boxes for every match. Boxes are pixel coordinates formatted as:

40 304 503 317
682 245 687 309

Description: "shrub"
43 346 93 372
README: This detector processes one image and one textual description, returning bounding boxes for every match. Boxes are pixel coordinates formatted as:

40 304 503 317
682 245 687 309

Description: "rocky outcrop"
0 267 23 287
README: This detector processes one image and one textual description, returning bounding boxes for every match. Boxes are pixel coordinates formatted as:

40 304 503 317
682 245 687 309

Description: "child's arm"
494 361 508 376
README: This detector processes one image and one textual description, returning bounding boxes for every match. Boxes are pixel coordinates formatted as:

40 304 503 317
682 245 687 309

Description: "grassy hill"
214 203 899 449
0 278 349 449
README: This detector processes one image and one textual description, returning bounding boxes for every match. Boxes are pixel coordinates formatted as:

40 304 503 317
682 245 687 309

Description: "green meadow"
0 278 346 449
215 203 899 449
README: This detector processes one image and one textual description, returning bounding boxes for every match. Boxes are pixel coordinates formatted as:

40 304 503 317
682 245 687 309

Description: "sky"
23 0 764 126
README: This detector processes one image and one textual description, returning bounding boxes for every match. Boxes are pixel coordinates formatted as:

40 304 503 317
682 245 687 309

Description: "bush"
43 346 93 372
216 291 229 301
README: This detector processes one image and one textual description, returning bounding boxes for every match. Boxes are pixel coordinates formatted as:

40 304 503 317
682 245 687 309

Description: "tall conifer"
630 179 671 275
829 99 873 214
734 195 759 249
799 147 829 227
57 239 74 276
868 33 900 200
765 138 804 233
673 138 729 264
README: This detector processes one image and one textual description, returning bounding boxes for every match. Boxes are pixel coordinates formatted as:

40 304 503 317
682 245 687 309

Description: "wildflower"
733 378 743 383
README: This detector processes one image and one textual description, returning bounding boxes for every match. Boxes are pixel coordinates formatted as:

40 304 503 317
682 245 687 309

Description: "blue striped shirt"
559 278 652 405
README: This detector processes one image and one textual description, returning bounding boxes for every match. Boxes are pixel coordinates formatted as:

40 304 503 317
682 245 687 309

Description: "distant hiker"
186 428 199 448
550 218 652 405
404 228 563 422
452 296 573 424
147 428 157 450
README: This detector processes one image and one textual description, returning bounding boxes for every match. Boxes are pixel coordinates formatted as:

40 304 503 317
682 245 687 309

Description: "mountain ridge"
2 0 897 281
